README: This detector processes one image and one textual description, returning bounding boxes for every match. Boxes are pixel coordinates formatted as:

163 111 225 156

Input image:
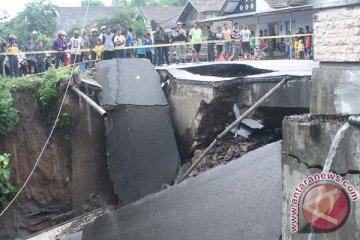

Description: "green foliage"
36 67 71 113
56 112 72 140
0 153 18 208
0 79 20 135
132 20 146 37
37 68 59 111
0 0 57 47
81 0 105 6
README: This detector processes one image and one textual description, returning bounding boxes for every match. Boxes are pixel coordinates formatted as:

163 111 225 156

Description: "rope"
0 3 91 217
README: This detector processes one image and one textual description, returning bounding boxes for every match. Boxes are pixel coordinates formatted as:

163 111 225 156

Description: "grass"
0 66 72 90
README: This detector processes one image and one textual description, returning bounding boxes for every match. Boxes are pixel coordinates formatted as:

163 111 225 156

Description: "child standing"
137 35 146 58
288 37 294 59
298 39 305 60
293 37 299 59
36 41 46 73
94 38 104 61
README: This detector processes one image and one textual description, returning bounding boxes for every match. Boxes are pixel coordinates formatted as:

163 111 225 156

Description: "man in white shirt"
240 24 251 60
69 30 82 63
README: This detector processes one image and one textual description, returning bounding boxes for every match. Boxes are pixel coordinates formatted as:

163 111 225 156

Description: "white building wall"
256 0 272 12
228 9 316 46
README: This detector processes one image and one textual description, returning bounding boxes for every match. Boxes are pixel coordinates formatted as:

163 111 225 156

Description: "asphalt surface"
82 141 282 240
95 59 168 108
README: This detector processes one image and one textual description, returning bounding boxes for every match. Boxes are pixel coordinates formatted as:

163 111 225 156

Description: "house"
200 0 317 50
53 6 123 31
176 0 228 28
138 6 184 31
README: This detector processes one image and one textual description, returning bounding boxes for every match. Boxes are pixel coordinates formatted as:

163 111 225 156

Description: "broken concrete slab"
282 114 360 173
94 59 181 205
106 105 180 204
162 61 311 158
311 64 360 115
81 141 282 240
95 59 167 108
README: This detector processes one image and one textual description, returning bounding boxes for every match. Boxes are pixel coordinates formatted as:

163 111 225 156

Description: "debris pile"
190 127 281 177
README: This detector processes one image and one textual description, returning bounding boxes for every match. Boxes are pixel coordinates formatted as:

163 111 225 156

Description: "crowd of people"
0 21 313 78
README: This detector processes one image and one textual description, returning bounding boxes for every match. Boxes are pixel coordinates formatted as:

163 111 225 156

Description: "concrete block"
282 115 360 173
311 65 360 115
106 106 180 204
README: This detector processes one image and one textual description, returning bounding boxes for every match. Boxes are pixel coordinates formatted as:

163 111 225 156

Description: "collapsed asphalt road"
82 141 282 240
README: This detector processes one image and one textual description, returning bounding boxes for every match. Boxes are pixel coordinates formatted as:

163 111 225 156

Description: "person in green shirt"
189 22 203 63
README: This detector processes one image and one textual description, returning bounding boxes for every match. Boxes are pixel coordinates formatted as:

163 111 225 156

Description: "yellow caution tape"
0 34 312 56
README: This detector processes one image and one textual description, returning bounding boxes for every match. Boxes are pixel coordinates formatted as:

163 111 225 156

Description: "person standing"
125 28 134 58
298 39 305 60
0 37 6 76
52 31 67 69
24 36 37 74
69 30 82 64
231 22 241 60
240 24 251 60
206 25 215 62
89 28 98 67
6 35 19 78
144 32 153 63
222 23 232 61
80 29 90 65
215 26 223 61
98 26 107 42
305 26 312 60
154 25 165 66
94 38 104 61
162 28 171 65
102 26 115 60
189 22 202 63
137 35 146 58
114 28 126 58
35 41 46 73
172 22 187 64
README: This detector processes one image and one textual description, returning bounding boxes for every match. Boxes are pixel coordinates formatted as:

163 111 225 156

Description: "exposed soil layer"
0 87 116 239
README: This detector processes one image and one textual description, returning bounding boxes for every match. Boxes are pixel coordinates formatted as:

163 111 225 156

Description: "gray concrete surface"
95 59 167 108
82 141 282 240
311 64 360 115
107 106 180 204
157 60 318 81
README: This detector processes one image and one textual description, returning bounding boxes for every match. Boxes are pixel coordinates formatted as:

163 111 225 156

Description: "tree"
81 0 105 6
0 0 56 48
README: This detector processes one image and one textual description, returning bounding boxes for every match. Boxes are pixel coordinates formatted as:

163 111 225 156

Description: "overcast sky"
1 0 112 19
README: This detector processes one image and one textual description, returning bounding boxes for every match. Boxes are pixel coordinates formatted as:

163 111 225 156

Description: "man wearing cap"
69 30 82 63
99 26 107 43
172 22 187 63
52 31 67 68
89 28 98 66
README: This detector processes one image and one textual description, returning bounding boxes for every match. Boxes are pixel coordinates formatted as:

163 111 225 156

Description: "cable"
0 3 91 217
